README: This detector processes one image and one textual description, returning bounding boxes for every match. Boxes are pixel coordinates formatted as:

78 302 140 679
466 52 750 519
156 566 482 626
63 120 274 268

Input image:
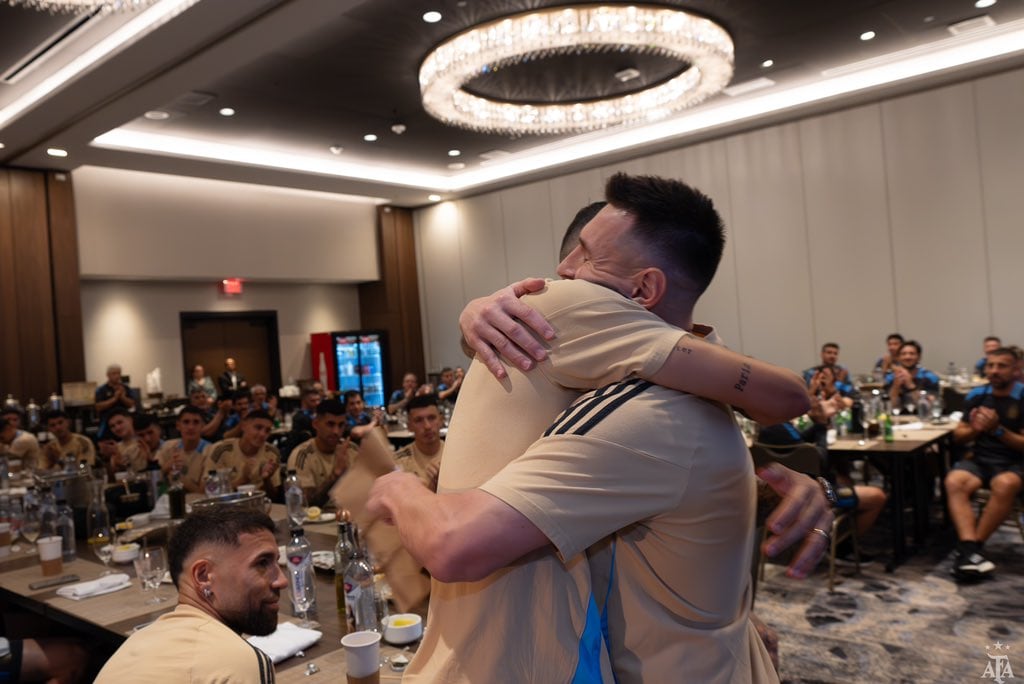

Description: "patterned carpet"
755 522 1024 683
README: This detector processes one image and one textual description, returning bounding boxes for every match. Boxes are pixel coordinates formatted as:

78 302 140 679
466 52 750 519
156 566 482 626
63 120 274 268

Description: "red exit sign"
221 278 243 295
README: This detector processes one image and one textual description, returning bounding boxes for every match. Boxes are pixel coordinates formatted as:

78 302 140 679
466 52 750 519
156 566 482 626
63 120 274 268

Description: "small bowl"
383 613 423 645
127 513 150 527
112 542 140 564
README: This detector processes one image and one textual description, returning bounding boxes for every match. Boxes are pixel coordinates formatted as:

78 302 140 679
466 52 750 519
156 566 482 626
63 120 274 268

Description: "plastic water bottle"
39 487 58 537
284 469 306 528
287 527 317 620
56 499 76 562
916 390 930 421
334 515 357 631
203 470 222 497
343 528 378 632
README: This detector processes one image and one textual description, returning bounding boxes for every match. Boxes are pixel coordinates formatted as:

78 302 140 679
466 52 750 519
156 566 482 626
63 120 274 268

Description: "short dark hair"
1008 345 1024 361
407 394 440 413
107 407 131 420
243 409 272 423
560 201 606 261
887 333 904 344
168 508 276 587
985 336 1002 344
604 173 725 294
822 342 839 352
233 389 252 402
300 387 320 400
133 412 159 431
343 390 363 404
178 405 206 421
45 410 69 423
1 407 21 419
988 346 1018 361
900 340 922 356
316 399 346 417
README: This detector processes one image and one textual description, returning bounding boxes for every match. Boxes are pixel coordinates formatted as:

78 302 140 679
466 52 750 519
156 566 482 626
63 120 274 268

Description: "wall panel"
457 193 508 302
546 168 604 260
499 181 557 280
414 203 467 372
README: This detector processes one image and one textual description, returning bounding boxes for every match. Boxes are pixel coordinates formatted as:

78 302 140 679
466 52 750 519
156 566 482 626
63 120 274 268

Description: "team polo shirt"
964 382 1024 464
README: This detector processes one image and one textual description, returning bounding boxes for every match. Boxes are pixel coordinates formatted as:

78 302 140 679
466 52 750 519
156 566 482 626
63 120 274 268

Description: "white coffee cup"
341 630 381 680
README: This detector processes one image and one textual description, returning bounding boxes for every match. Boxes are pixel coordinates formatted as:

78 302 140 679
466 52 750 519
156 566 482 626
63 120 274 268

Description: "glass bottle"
203 470 222 497
286 527 317 627
284 469 306 528
334 514 357 631
38 486 58 538
343 527 378 633
56 498 76 562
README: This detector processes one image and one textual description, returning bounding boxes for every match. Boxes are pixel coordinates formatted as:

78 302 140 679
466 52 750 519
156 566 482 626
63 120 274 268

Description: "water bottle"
203 470 222 497
56 499 76 562
916 390 930 421
39 487 58 537
284 469 306 528
286 527 317 619
343 528 378 633
334 515 357 631
146 461 163 510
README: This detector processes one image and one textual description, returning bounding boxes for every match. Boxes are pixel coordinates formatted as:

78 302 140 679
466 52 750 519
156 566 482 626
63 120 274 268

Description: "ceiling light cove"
46 147 68 157
363 134 378 142
218 107 236 117
419 5 734 135
10 0 155 12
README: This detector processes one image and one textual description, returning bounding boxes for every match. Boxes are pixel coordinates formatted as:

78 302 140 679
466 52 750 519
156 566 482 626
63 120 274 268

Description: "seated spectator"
874 333 904 375
1010 345 1024 382
203 410 281 497
186 364 217 406
104 409 146 475
156 406 211 493
94 364 140 439
95 508 284 682
200 393 234 443
758 395 887 564
388 373 423 414
0 408 42 471
394 394 445 492
974 336 1002 377
884 340 940 412
41 410 95 470
250 384 278 421
343 390 383 443
286 400 355 507
222 390 253 440
944 347 1024 580
188 387 214 418
134 413 164 460
292 388 322 433
803 342 854 405
436 367 463 405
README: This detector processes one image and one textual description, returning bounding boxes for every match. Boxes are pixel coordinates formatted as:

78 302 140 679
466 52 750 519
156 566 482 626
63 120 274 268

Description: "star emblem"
987 642 1009 651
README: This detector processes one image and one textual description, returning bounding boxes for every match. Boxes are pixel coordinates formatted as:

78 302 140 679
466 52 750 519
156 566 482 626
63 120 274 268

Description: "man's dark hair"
133 412 159 431
168 508 276 587
316 399 346 417
822 342 839 352
604 173 725 294
1 407 22 420
560 201 606 261
300 387 320 400
985 335 1002 344
407 393 440 413
988 346 1018 361
178 405 206 421
233 389 252 402
900 340 922 356
343 390 363 404
243 409 272 423
44 410 70 423
107 407 131 420
887 333 904 344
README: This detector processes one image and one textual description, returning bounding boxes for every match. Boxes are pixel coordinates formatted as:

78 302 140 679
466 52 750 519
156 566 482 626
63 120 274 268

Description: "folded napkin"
149 493 170 519
56 573 133 600
896 421 924 430
247 622 323 663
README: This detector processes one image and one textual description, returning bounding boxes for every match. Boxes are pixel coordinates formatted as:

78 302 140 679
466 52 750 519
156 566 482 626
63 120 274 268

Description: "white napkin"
247 622 323 663
56 573 133 600
150 493 170 519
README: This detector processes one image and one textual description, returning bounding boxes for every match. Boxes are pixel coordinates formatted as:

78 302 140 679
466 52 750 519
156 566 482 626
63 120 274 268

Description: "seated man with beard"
95 508 285 682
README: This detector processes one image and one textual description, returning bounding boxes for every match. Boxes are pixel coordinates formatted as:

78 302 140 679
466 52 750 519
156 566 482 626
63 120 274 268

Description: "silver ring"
810 527 831 543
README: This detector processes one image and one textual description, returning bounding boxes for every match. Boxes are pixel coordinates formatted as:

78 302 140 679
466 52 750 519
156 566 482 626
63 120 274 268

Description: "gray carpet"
755 523 1024 683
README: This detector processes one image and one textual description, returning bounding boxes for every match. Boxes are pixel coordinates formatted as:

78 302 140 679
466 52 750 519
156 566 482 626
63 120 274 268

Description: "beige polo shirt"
42 433 96 469
155 439 210 493
394 441 444 490
204 438 282 491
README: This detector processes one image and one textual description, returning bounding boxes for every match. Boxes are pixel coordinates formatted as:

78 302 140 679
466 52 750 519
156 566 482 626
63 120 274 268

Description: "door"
180 311 282 395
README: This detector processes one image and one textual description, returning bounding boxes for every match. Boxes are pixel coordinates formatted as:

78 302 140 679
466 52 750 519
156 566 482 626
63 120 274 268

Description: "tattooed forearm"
734 362 751 392
674 344 693 354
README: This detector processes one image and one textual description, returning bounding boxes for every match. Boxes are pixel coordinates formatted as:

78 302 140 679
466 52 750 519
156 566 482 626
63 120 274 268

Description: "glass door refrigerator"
310 331 387 407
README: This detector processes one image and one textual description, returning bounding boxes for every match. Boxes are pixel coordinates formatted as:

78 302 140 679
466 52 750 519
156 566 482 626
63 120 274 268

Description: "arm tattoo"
674 344 693 354
734 362 752 392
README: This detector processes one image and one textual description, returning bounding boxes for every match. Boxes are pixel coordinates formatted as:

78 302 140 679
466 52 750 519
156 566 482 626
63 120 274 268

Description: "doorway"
180 311 282 395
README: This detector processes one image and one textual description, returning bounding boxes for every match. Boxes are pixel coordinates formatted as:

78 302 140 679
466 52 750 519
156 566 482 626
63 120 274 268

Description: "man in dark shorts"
944 347 1024 579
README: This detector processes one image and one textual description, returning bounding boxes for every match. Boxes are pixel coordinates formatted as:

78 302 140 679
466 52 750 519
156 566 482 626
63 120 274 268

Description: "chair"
751 442 861 592
972 488 1024 543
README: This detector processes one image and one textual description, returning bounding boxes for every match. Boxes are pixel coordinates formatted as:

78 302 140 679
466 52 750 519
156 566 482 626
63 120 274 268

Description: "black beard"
222 604 279 637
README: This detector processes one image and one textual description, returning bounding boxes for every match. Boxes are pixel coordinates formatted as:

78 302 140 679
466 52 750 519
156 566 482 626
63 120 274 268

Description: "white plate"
303 512 336 524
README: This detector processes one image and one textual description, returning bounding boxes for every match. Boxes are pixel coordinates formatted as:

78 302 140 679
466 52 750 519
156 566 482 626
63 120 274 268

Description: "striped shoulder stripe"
545 378 653 438
208 442 232 462
247 641 275 683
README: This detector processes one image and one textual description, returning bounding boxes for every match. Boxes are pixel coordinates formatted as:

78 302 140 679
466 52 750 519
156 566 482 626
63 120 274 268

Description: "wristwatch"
992 426 1006 438
816 477 838 506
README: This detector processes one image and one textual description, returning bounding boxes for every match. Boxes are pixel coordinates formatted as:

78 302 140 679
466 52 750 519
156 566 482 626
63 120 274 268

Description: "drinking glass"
858 414 870 446
293 589 314 629
20 505 40 553
139 547 168 604
89 526 115 576
930 394 943 422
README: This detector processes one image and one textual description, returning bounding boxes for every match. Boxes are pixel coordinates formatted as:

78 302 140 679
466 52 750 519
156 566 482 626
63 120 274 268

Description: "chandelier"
8 0 156 12
419 4 734 135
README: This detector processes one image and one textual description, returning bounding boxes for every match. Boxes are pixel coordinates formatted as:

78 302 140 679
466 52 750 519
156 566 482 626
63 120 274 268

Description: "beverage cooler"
309 331 387 407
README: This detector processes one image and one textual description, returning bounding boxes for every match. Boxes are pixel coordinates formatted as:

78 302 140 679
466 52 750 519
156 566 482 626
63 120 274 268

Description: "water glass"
137 547 168 604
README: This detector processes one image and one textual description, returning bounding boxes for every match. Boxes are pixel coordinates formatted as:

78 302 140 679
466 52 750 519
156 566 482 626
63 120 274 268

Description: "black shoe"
952 549 995 578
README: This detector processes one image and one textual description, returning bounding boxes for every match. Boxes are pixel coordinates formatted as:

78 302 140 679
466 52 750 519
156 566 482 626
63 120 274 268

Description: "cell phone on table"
29 574 80 590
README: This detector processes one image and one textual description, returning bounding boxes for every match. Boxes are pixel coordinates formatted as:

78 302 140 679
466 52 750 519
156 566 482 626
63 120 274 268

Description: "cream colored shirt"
1 431 42 471
407 279 684 683
155 438 210 493
204 438 281 491
286 437 355 493
393 441 444 490
42 433 95 469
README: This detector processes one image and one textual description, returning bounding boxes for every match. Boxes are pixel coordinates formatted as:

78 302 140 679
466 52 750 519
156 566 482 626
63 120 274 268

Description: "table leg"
886 454 906 572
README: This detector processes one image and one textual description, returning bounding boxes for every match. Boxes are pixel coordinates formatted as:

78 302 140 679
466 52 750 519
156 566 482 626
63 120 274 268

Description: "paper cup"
236 484 257 494
341 630 381 682
37 536 63 576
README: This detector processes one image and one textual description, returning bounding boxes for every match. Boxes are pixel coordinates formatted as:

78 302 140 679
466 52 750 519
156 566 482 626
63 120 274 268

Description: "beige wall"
414 67 1024 376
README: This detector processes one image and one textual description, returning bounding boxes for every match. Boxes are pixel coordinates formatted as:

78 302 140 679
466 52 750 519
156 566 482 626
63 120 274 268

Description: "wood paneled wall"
0 168 85 402
358 206 425 394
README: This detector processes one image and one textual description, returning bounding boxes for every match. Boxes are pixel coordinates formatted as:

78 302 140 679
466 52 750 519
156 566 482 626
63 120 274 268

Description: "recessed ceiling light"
860 30 876 41
218 107 236 117
760 59 774 68
144 110 170 120
428 194 442 201
447 162 466 170
329 145 344 155
46 148 68 157
923 15 935 23
363 134 378 142
447 149 461 157
975 0 996 8
423 11 442 23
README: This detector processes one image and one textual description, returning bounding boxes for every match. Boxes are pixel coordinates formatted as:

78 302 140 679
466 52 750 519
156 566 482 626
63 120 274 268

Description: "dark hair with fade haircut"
44 409 70 422
988 346 1018 361
316 399 347 417
560 200 607 261
985 335 1002 344
604 172 725 294
900 340 922 356
822 342 840 351
178 405 207 421
407 393 440 413
243 409 272 423
133 412 159 431
342 389 363 403
168 507 276 587
1 407 22 419
887 333 904 343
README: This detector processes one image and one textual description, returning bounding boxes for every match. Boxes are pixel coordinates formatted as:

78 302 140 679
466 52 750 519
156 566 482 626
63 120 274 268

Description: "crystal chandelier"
8 0 156 12
419 4 734 135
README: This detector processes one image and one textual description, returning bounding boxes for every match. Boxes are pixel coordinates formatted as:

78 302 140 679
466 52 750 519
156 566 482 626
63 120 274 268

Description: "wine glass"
20 504 40 554
293 587 314 629
138 547 168 604
89 526 115 576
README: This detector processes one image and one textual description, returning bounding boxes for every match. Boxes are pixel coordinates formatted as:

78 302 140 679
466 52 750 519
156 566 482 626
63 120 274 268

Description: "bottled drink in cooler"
343 528 377 633
284 470 306 528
